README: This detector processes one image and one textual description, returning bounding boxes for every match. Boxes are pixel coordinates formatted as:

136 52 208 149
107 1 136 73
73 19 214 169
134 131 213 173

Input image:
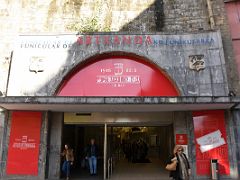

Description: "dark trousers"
62 160 71 177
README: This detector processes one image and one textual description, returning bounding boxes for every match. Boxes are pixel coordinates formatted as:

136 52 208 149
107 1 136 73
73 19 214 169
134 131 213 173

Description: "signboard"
176 134 188 158
176 134 188 145
64 113 92 124
193 110 230 176
196 130 226 153
57 57 179 96
6 111 42 175
18 34 215 50
7 32 224 96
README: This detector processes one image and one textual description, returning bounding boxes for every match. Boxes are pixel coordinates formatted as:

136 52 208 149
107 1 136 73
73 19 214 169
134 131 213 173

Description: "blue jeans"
62 160 71 177
88 156 97 174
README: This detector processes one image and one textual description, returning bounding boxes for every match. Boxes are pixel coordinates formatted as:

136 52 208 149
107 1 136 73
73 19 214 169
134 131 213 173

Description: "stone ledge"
0 96 237 105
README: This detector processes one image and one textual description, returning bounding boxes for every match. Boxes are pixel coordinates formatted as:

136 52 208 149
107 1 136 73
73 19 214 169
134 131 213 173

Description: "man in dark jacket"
85 138 99 176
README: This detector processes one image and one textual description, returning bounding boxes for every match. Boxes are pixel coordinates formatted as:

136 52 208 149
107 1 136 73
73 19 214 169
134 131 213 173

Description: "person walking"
85 138 99 176
61 144 74 180
167 145 191 180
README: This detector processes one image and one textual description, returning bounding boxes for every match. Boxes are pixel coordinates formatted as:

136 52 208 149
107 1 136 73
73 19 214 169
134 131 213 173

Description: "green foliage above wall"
66 17 111 32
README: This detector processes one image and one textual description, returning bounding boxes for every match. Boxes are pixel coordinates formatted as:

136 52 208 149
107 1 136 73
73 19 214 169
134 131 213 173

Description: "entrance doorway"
107 126 173 179
61 123 173 179
55 54 180 179
61 125 104 179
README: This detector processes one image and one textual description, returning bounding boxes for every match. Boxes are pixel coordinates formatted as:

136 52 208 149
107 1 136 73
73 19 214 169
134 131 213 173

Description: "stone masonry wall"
7 32 228 96
0 110 7 178
211 0 240 94
0 0 239 95
0 1 239 179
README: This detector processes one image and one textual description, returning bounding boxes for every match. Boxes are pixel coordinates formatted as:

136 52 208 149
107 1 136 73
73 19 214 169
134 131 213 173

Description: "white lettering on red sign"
97 63 140 87
12 135 36 150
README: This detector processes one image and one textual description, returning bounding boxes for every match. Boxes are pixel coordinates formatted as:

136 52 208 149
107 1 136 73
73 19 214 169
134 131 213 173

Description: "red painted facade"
225 1 240 75
57 56 179 96
193 110 230 176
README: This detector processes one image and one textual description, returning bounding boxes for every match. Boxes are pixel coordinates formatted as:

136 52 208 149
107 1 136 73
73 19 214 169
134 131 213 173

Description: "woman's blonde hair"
173 145 184 154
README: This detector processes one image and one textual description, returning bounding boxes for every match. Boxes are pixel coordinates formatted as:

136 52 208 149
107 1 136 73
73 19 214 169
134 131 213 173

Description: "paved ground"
4 159 169 180
55 157 169 180
110 158 169 180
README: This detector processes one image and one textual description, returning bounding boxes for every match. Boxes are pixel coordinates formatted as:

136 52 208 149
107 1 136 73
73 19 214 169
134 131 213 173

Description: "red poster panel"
176 134 188 145
225 2 240 77
225 2 240 39
193 110 230 176
6 111 42 175
232 40 240 77
57 56 179 96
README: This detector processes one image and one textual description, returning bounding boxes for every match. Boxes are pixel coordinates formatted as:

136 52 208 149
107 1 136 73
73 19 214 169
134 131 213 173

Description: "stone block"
187 84 199 96
207 49 222 66
196 68 211 84
212 83 227 96
210 65 224 83
199 84 213 96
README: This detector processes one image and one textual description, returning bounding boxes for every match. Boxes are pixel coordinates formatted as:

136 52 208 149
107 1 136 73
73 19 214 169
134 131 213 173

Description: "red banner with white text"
6 111 42 175
57 56 179 96
193 110 230 175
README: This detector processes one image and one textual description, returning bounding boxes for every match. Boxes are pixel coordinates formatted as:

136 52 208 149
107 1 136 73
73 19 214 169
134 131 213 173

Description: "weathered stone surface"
0 110 7 178
6 31 228 97
0 1 240 180
47 112 63 179
0 0 239 96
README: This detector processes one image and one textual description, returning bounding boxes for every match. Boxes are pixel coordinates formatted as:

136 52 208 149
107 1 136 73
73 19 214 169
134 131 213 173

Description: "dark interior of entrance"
108 126 174 163
61 124 174 179
61 125 104 179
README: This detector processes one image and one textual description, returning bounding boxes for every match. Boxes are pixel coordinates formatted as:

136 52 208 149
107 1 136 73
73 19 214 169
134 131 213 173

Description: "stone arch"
55 52 181 96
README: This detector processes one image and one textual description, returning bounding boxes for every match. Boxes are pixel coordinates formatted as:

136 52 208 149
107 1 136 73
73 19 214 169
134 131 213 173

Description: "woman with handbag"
166 145 191 180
